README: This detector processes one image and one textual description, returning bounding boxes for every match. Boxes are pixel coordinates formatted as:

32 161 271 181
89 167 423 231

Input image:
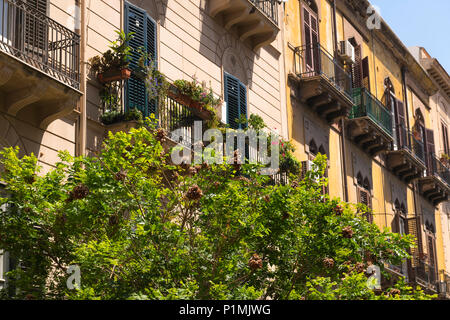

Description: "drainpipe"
78 0 87 156
332 0 349 201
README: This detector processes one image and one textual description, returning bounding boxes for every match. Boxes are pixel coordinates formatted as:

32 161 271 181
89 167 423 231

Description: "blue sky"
369 0 450 72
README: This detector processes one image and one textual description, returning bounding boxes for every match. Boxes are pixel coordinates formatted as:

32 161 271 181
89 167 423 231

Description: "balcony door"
301 1 319 75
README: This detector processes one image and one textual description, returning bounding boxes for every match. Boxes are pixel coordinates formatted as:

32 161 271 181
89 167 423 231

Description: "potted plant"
170 77 222 120
89 31 134 84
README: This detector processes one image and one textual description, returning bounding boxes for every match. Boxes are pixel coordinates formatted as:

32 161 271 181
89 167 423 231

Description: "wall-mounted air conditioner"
339 40 355 63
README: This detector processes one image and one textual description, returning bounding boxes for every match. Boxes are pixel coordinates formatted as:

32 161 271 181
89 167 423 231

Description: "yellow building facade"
284 0 450 296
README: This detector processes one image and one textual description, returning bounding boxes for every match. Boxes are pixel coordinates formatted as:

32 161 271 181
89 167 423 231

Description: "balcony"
418 154 450 205
289 44 353 124
347 88 393 156
439 270 450 299
101 80 205 152
386 125 426 183
0 0 80 128
209 0 279 51
409 258 438 293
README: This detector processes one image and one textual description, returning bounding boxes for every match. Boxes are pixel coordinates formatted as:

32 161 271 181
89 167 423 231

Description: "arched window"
356 172 372 222
318 145 326 155
309 139 318 156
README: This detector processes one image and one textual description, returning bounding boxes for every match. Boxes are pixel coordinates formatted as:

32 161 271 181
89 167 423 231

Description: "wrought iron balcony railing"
413 259 438 290
396 124 426 164
250 0 278 25
0 0 80 89
440 270 450 296
101 80 203 149
294 44 353 100
350 87 393 137
425 153 450 187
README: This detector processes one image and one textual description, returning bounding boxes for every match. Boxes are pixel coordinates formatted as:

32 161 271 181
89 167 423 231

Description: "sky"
369 0 450 72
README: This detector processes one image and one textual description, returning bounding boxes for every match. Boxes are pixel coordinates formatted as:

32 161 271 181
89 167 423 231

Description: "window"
24 0 48 51
356 172 372 223
301 0 319 74
442 122 449 155
125 1 157 117
361 57 370 91
391 200 408 274
301 139 328 195
224 73 247 130
351 44 363 89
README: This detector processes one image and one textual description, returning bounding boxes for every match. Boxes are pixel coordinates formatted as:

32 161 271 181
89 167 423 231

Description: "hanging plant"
136 49 170 102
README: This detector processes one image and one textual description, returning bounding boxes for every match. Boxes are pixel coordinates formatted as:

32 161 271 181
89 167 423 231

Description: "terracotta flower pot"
98 68 132 84
167 86 214 121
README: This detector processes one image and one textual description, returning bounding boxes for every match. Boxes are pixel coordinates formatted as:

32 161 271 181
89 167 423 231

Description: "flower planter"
167 89 214 121
98 68 132 84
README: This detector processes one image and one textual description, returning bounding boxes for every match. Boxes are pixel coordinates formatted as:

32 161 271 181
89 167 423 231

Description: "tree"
0 118 436 300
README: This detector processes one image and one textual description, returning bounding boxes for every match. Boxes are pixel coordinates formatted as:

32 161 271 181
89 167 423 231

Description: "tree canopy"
0 119 436 300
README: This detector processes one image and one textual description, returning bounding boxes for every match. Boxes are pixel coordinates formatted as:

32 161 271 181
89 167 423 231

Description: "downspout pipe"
78 0 87 156
332 0 349 202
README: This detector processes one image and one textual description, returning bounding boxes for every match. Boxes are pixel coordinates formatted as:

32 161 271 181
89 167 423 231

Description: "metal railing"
440 270 450 296
0 0 80 89
250 0 278 25
100 79 203 149
424 153 450 186
413 259 438 290
294 44 353 100
350 87 393 137
162 95 203 149
396 124 426 164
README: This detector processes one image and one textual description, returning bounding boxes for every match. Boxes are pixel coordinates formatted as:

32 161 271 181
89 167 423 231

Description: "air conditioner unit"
302 160 319 183
339 40 355 63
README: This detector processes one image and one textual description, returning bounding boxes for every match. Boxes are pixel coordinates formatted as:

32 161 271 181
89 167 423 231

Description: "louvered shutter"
224 73 247 130
442 123 449 155
407 216 423 266
396 99 406 148
358 188 372 222
146 16 157 116
300 161 308 180
362 57 370 91
125 2 158 117
352 45 363 89
24 0 48 53
425 129 435 173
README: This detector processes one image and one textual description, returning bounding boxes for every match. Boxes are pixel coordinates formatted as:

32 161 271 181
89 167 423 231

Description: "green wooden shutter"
224 73 247 130
146 15 157 116
239 82 247 129
125 2 158 117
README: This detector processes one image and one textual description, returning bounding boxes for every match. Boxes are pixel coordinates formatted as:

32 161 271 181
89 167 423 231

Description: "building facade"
284 0 450 295
0 0 449 298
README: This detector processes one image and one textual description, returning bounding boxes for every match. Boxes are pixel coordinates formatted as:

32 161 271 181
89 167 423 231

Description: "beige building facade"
0 0 450 298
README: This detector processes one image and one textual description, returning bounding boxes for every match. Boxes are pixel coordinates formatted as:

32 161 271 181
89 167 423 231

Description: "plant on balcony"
100 108 143 126
136 49 170 102
89 31 135 84
171 77 222 120
235 114 301 176
440 153 450 169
